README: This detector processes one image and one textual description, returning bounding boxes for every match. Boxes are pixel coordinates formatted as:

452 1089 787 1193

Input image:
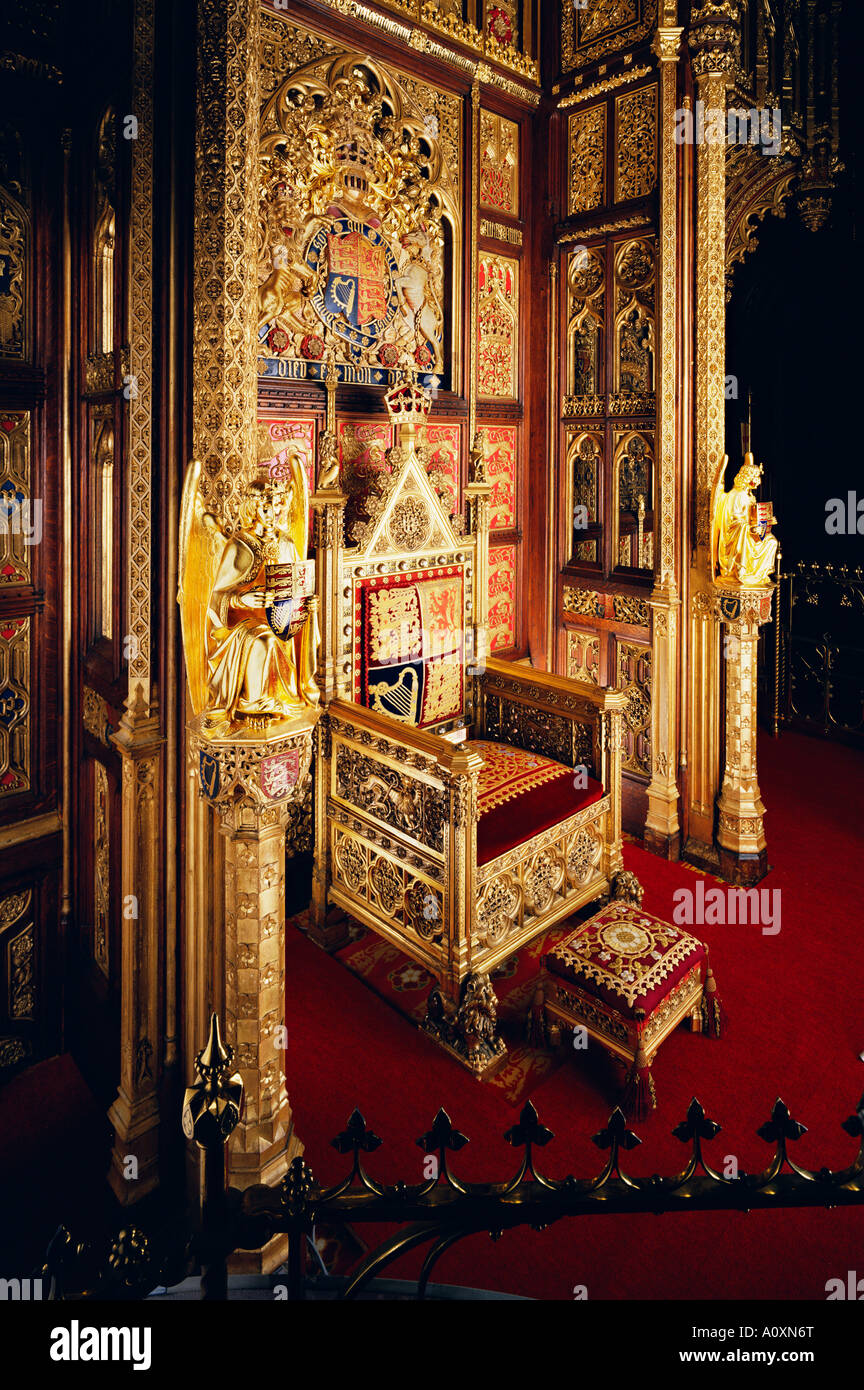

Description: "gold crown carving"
261 68 437 240
385 376 433 430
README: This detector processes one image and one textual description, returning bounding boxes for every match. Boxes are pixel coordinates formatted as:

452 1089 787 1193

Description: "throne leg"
307 873 352 952
422 971 508 1078
307 738 352 951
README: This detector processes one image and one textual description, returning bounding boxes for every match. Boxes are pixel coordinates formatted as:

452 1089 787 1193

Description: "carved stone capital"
688 1 741 82
712 582 774 628
652 26 684 64
188 710 317 811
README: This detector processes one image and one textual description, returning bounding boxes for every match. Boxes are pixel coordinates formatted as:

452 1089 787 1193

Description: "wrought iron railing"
38 1016 864 1301
771 562 864 743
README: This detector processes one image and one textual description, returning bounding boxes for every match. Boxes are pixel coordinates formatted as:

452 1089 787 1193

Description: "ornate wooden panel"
0 183 30 362
0 615 30 797
477 424 516 531
616 638 652 777
566 628 600 684
424 422 460 518
614 84 658 203
480 109 519 217
0 411 34 588
561 0 656 75
0 854 60 1082
567 105 605 217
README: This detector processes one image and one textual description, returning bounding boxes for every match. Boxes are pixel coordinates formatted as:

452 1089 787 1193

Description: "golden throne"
308 378 626 1074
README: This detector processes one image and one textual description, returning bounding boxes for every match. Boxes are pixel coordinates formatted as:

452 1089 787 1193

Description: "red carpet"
285 730 864 1298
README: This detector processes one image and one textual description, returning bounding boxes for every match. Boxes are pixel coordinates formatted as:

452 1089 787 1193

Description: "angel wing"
178 459 224 717
283 442 311 560
709 453 730 580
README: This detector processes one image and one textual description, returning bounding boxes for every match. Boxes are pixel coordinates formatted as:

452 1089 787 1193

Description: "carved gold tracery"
613 236 655 397
565 245 604 399
724 142 798 300
567 105 605 217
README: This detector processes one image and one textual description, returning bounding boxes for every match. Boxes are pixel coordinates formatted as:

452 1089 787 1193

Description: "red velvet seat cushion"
467 739 605 867
545 902 706 1018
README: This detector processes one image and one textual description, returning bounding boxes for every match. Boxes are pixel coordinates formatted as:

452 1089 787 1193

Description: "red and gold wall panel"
424 422 461 517
478 424 517 532
478 252 519 401
489 544 517 651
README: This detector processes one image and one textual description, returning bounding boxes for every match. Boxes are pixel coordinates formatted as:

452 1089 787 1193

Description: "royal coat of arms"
257 61 456 387
308 218 400 356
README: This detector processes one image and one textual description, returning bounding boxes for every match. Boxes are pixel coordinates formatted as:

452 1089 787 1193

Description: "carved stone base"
682 837 721 876
422 972 508 1078
106 1090 160 1205
643 824 682 860
717 844 769 886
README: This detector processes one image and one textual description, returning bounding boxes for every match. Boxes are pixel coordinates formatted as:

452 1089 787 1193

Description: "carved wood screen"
0 62 64 1080
552 7 659 830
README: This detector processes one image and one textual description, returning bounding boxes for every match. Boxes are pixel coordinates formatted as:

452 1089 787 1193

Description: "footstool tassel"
622 1020 656 1120
700 952 726 1038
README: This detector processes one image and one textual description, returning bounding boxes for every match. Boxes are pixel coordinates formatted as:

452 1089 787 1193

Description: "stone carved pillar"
192 0 261 531
185 3 322 1269
645 23 685 859
713 585 773 883
107 0 163 1205
108 702 162 1204
189 720 315 1269
684 2 740 867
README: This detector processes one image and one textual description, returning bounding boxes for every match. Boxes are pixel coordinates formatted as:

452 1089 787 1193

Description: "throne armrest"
324 698 484 862
326 698 481 778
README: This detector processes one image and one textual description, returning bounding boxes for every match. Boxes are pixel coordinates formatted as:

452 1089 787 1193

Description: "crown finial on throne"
384 370 432 443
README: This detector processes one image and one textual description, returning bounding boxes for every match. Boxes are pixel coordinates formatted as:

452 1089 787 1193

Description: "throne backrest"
338 408 478 733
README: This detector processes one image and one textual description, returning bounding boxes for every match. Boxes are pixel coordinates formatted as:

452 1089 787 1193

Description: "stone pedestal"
189 712 316 1272
713 584 774 884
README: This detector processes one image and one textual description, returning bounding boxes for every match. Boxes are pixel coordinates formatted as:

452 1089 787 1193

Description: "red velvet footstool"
531 900 723 1117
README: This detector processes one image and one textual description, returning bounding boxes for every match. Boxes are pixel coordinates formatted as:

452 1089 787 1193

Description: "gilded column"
188 726 312 1271
712 586 773 883
307 371 351 952
108 0 163 1205
645 21 684 859
684 2 740 868
185 2 319 1253
192 0 261 530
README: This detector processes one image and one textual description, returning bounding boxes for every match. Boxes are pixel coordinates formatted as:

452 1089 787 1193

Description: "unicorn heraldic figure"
710 451 778 587
178 432 320 733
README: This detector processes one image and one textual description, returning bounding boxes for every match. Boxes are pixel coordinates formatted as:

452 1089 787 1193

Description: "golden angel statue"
710 452 778 587
179 438 320 731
